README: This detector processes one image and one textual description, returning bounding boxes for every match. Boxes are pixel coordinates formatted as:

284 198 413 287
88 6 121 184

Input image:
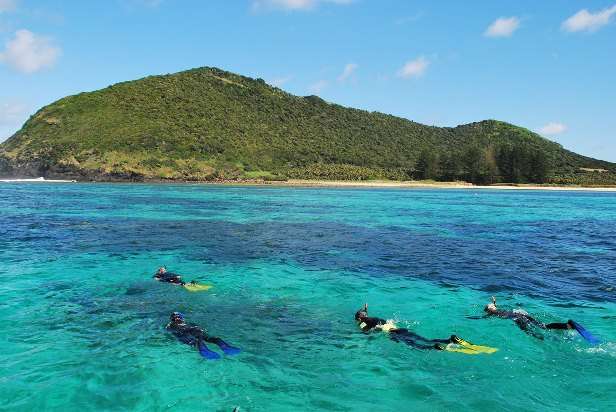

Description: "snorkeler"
166 312 241 359
355 304 496 354
154 267 188 285
479 296 599 344
153 267 212 292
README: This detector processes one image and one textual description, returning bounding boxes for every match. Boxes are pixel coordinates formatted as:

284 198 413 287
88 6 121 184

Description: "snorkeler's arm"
360 317 388 332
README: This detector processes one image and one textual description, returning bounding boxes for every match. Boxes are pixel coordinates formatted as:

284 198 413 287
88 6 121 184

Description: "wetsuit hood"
170 312 185 323
355 310 368 321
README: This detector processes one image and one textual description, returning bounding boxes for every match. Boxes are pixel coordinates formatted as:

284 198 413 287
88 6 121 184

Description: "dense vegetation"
1 67 614 184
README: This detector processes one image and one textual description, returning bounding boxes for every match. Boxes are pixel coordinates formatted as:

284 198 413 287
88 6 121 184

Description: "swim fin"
569 320 601 345
198 341 221 360
442 343 481 355
215 340 241 356
451 336 498 354
184 283 213 292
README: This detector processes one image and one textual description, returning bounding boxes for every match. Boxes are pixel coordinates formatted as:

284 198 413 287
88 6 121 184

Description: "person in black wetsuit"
166 312 240 358
482 296 574 339
154 267 198 286
355 303 461 350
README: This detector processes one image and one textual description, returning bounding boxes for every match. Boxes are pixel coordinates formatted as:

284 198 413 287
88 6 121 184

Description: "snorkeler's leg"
393 328 449 344
428 337 453 344
176 334 197 346
389 329 440 350
545 322 571 330
515 319 544 340
196 337 221 359
203 336 241 355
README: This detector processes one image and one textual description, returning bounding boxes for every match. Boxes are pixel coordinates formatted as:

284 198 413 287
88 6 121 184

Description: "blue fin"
570 320 601 345
198 342 221 360
216 340 241 356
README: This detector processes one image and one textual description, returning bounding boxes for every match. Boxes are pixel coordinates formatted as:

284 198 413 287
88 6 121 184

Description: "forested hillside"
1 67 614 184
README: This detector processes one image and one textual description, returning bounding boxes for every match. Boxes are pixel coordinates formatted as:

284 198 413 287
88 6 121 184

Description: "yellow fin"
183 284 213 292
443 344 481 355
453 337 498 354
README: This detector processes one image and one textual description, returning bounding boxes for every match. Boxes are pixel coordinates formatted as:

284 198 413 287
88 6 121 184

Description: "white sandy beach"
271 179 616 192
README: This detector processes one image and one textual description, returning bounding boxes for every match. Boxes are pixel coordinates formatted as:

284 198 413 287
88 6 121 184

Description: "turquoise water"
1 184 615 411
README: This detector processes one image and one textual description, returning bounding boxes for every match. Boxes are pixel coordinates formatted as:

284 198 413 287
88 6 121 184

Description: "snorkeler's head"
170 312 184 323
355 310 367 321
484 303 497 314
158 267 167 274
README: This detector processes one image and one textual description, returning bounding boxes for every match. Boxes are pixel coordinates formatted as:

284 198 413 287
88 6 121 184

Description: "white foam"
0 176 76 183
578 341 616 358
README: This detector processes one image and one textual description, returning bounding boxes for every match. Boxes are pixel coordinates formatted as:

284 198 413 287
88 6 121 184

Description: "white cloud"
397 56 429 79
337 63 357 81
484 17 520 38
0 0 17 13
269 75 293 87
252 0 352 12
538 122 567 135
562 5 616 33
0 29 61 74
308 79 328 94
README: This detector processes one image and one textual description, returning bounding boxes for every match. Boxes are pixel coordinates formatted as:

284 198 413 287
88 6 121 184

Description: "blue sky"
1 0 615 160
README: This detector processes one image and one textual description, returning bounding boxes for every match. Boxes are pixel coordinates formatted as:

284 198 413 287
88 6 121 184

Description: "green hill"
1 67 614 184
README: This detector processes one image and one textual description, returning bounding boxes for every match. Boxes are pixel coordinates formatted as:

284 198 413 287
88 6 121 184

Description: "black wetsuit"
355 309 452 350
154 272 185 285
166 321 225 347
355 311 387 332
487 309 571 339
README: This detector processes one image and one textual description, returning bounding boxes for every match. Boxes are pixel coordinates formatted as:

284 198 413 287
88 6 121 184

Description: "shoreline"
3 177 616 191
271 180 616 192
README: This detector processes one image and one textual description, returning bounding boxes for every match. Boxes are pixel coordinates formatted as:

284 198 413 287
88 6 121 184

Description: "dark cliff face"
0 155 41 178
0 155 144 181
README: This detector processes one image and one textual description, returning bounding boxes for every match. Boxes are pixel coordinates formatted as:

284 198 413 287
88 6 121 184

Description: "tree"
530 151 552 183
416 148 439 180
463 145 484 183
463 144 498 184
483 146 499 184
497 144 531 183
440 152 464 181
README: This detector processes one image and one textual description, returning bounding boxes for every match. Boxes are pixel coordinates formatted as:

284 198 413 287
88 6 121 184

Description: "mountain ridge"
1 66 614 184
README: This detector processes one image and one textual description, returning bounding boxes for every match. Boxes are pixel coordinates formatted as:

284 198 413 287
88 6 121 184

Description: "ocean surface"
1 183 615 411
